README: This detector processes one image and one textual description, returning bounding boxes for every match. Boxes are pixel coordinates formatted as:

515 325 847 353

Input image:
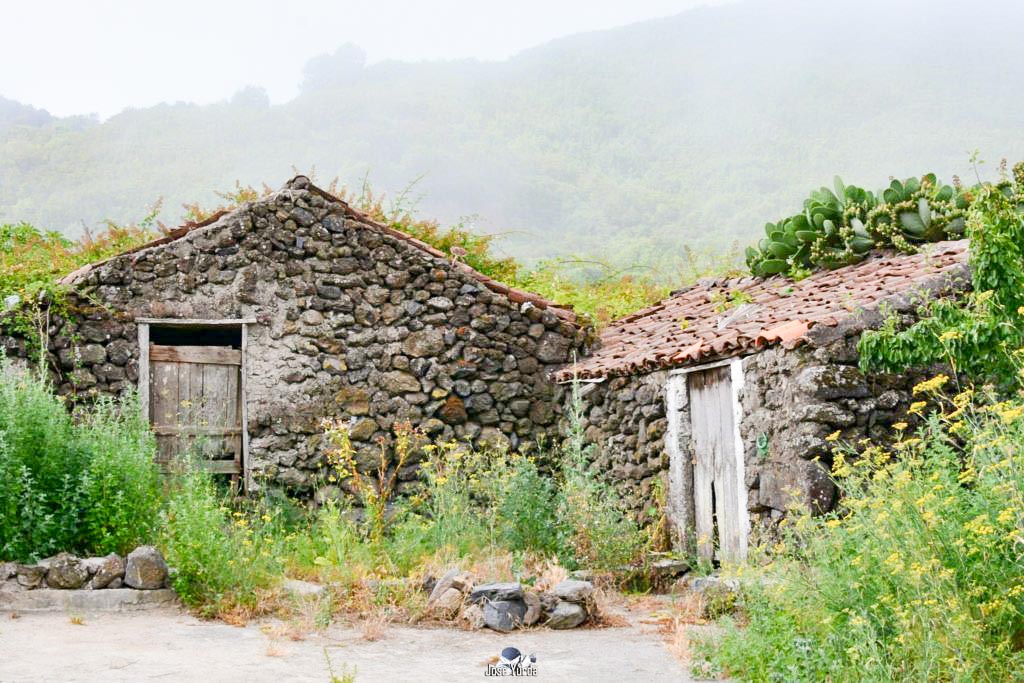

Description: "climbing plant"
0 217 158 357
858 162 1024 386
746 173 971 278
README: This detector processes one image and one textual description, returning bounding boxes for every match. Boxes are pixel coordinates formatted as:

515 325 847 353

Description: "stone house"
2 177 586 492
554 240 969 562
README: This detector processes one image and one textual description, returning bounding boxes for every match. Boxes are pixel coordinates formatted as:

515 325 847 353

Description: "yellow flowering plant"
702 388 1024 680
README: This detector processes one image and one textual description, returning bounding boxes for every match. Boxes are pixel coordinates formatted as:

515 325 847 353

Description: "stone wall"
740 333 941 529
556 371 671 519
0 178 586 494
564 328 942 544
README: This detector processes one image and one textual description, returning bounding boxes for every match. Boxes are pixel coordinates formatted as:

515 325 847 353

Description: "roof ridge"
301 177 577 322
59 176 577 324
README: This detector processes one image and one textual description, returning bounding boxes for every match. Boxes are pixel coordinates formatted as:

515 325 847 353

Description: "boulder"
460 603 486 630
546 600 587 629
483 599 527 632
468 582 523 605
551 579 593 604
430 588 464 618
427 568 471 618
687 575 740 594
428 568 471 602
348 418 378 442
45 553 89 589
124 546 169 590
438 395 468 425
535 332 570 363
85 553 125 589
651 558 689 578
15 564 46 590
523 590 542 626
380 371 422 394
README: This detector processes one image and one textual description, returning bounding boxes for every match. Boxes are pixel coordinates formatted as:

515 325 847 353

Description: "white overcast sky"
1 0 730 119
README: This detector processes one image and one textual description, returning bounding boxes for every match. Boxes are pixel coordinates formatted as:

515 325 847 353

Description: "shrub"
322 419 414 545
702 385 1024 681
416 440 492 555
494 455 562 557
860 174 1024 387
160 460 285 614
0 361 160 561
77 393 162 554
556 382 644 570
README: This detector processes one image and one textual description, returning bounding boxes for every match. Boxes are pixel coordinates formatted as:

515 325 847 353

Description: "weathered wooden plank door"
149 344 242 476
687 364 747 563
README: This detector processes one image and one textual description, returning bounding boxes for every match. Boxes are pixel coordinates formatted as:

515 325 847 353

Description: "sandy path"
0 607 697 682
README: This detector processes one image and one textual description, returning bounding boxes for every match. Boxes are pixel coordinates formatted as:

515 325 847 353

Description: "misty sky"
2 0 730 119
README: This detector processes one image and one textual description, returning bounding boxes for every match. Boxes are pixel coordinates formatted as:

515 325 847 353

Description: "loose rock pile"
424 569 596 632
0 546 170 592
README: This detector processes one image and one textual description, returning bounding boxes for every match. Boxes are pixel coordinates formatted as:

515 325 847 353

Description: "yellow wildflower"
909 401 928 415
999 406 1024 424
913 374 949 395
938 330 960 343
952 389 974 408
825 430 842 442
892 421 908 431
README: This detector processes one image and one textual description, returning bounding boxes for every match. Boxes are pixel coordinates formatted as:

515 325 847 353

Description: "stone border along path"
0 607 707 682
0 587 176 612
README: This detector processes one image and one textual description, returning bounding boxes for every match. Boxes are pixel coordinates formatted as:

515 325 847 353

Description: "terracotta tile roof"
555 240 970 381
59 177 577 324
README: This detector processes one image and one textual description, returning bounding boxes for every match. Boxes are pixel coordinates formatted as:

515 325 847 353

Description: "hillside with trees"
2 0 1023 274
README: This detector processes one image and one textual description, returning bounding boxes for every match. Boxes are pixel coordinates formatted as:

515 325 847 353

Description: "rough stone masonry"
0 178 588 494
561 327 946 543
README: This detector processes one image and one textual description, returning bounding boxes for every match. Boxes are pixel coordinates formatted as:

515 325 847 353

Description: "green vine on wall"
858 164 1024 386
0 217 159 362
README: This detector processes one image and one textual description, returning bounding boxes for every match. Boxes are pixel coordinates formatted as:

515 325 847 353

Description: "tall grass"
159 462 287 615
701 382 1024 681
0 363 646 622
0 360 160 561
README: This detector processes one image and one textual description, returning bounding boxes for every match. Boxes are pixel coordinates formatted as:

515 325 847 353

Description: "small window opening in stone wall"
149 325 241 349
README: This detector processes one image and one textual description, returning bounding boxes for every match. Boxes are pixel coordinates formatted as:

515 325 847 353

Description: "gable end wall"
1 183 587 495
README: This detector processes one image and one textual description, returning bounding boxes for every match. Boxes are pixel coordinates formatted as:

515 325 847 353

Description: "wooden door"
149 344 242 476
688 365 746 563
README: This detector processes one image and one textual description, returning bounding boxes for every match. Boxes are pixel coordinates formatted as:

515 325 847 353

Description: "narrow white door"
687 364 747 563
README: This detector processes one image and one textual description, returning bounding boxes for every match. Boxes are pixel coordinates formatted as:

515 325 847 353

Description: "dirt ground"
0 604 706 682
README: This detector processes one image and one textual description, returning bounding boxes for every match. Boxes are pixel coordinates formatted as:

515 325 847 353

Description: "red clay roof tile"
556 240 969 381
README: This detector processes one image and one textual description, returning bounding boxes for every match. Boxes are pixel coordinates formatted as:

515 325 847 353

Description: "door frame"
666 356 748 561
137 317 255 491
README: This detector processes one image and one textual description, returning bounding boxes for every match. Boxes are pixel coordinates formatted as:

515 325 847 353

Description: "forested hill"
2 0 1023 271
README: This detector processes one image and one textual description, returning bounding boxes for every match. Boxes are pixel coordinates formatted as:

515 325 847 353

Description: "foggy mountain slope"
1 0 1023 269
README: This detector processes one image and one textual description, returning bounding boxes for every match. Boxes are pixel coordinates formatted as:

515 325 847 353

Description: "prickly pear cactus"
746 172 973 279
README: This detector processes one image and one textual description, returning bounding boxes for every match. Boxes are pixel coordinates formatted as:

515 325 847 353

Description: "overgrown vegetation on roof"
0 179 673 330
858 165 1024 387
745 161 1024 279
